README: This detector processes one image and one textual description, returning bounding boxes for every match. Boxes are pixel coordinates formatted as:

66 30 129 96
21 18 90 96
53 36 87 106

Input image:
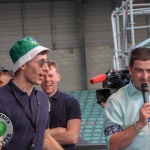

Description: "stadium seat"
65 90 106 145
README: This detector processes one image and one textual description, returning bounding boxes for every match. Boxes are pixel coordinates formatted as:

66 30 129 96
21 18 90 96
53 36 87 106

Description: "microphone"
90 74 107 84
141 83 150 122
141 83 149 103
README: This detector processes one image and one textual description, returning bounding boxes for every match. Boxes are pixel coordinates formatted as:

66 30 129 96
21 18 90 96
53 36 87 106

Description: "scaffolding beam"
111 0 150 70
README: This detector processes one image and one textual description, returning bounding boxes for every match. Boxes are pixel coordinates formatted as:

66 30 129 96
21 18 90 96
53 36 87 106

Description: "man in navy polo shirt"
41 61 81 150
0 37 63 150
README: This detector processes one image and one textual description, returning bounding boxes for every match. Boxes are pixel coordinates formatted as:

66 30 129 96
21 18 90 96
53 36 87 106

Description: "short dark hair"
47 61 59 73
129 47 150 68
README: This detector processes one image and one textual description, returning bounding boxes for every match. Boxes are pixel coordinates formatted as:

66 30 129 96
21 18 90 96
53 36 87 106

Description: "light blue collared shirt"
104 81 150 150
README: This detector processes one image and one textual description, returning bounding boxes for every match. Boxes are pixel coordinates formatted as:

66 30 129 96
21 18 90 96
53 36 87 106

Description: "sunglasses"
0 67 10 72
38 60 54 67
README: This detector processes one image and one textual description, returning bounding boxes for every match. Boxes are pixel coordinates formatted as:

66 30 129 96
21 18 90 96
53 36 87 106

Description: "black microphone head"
141 83 149 92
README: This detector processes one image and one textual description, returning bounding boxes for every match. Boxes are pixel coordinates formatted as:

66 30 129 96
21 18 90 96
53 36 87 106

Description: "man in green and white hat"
0 37 63 150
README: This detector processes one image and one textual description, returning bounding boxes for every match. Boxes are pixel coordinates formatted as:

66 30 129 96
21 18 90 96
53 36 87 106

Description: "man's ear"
20 64 26 71
128 66 132 76
57 73 60 82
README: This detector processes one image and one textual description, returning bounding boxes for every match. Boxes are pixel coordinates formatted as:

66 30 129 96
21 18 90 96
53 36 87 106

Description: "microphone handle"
143 92 150 122
143 92 149 103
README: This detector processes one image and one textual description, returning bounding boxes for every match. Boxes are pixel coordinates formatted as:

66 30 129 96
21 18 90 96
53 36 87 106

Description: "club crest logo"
0 113 13 147
29 37 37 44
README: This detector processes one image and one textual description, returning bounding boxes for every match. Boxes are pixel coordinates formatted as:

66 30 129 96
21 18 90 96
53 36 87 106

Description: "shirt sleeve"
67 97 81 121
103 97 123 146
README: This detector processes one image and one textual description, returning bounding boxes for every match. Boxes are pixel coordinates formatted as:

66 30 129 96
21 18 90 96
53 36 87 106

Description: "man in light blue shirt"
104 47 150 150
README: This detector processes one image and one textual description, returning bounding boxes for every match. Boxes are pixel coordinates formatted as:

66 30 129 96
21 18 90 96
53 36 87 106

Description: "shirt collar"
8 79 37 96
128 80 142 96
49 90 60 101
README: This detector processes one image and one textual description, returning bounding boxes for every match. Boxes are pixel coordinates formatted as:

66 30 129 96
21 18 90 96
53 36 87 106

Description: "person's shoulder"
35 88 49 99
111 84 128 97
58 91 79 102
0 84 13 104
62 91 77 99
107 84 129 105
36 88 46 94
0 83 10 94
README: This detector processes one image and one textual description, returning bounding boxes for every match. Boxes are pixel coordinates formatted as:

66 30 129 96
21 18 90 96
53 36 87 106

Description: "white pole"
113 56 117 70
116 8 121 52
130 0 135 46
122 1 128 51
132 3 150 7
120 38 150 55
111 12 120 70
127 25 150 30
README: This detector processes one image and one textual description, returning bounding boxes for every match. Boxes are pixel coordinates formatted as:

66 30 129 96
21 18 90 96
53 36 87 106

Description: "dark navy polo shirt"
49 90 81 150
0 80 49 150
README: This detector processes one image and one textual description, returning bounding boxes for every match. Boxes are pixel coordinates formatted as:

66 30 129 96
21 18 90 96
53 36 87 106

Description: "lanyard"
9 83 40 149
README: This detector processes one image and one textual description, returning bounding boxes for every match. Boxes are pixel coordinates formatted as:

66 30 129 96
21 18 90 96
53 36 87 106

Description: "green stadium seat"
65 90 106 145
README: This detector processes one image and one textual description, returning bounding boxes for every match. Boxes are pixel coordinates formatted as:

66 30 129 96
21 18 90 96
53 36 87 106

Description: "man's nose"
142 71 148 79
42 62 49 72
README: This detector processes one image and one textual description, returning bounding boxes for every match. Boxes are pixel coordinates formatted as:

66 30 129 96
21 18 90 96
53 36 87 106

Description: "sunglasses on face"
38 60 51 67
0 67 10 72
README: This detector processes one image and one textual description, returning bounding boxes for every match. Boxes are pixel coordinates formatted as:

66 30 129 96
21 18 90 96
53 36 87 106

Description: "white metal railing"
111 0 150 70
